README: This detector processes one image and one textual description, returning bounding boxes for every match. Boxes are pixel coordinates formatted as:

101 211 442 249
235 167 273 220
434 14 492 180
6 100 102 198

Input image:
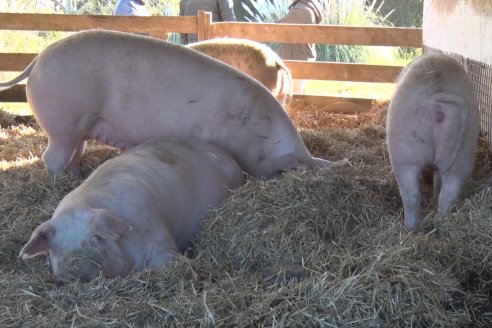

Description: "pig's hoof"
404 220 421 233
46 167 65 177
42 157 66 177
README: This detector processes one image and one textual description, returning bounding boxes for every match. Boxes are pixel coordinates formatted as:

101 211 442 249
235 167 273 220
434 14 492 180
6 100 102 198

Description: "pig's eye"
83 236 100 249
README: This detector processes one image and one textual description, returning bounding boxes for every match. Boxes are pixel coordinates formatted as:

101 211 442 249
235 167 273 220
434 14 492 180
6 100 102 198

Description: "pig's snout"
55 248 103 283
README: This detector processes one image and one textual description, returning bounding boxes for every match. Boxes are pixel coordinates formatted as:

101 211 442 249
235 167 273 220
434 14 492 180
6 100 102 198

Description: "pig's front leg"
145 232 180 269
42 135 83 176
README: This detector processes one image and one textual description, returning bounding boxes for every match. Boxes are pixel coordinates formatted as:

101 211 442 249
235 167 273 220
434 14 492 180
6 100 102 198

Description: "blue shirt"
114 0 150 16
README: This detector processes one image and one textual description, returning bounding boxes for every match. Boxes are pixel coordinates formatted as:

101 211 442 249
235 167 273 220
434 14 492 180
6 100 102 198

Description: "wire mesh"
424 46 492 149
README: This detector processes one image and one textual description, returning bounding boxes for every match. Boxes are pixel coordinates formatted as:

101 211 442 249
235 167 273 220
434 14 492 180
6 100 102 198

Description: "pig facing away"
0 29 329 179
19 138 245 282
187 38 293 106
387 53 479 232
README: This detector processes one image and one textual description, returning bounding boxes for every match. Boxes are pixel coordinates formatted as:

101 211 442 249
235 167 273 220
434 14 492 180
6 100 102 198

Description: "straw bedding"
1 102 491 327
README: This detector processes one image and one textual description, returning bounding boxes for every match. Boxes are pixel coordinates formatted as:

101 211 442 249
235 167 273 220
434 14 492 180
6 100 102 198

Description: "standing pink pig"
19 138 245 282
387 53 479 232
0 29 332 179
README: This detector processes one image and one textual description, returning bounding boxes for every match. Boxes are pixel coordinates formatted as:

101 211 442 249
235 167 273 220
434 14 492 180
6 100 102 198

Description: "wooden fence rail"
0 12 422 113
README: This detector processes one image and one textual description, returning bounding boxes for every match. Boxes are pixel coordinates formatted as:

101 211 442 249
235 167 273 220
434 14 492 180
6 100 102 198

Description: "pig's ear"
19 223 55 259
90 209 132 241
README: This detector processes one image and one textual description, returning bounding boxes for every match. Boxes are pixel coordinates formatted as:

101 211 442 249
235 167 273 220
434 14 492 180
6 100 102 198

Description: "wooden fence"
0 11 422 113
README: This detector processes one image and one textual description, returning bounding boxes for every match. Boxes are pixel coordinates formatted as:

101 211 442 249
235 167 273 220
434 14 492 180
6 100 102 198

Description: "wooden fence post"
197 10 212 41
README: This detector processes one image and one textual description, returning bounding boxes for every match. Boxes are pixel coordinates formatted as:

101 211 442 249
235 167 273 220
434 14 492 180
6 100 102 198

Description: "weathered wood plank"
291 94 374 113
286 60 403 82
0 13 422 47
0 53 36 71
0 13 197 34
0 12 420 112
0 53 402 83
0 84 27 102
212 22 422 47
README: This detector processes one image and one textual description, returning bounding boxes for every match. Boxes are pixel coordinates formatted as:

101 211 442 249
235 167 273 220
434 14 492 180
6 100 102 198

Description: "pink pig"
19 138 245 282
0 29 332 179
387 53 479 232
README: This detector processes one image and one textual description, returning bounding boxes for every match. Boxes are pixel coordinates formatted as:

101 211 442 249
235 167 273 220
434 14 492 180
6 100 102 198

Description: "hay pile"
1 102 491 327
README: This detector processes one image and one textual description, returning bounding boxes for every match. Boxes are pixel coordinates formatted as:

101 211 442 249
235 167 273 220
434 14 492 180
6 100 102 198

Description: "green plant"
150 0 179 15
317 0 391 63
242 0 289 23
72 0 118 15
242 0 394 63
374 0 423 27
240 0 289 52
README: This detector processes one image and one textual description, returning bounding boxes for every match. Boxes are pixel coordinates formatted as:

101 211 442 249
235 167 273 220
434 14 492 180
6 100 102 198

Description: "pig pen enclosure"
1 11 492 328
1 101 492 327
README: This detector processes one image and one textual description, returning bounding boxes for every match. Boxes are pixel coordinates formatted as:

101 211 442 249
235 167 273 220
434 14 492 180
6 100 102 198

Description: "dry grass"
1 102 491 327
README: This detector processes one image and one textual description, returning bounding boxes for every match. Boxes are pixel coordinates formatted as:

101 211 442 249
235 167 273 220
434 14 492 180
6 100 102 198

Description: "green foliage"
71 0 118 15
1 0 419 65
375 0 423 60
149 0 179 16
240 0 289 52
374 0 423 27
3 0 180 16
0 0 182 53
241 0 289 23
1 0 71 54
3 0 56 13
232 0 253 22
241 0 419 65
317 0 390 63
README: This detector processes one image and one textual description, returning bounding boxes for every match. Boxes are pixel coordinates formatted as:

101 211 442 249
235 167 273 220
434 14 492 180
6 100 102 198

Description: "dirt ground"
1 101 491 327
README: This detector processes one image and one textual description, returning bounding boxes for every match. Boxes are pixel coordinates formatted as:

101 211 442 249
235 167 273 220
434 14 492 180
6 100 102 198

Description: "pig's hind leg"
35 104 91 177
437 169 469 217
393 163 422 233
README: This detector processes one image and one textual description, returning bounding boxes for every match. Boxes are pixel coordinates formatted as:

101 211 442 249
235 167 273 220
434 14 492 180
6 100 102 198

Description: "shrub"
242 0 392 63
318 0 389 63
374 0 423 27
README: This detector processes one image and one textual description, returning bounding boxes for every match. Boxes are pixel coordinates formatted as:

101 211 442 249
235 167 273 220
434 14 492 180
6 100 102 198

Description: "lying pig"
387 53 479 232
19 138 245 282
187 38 293 106
0 29 330 179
